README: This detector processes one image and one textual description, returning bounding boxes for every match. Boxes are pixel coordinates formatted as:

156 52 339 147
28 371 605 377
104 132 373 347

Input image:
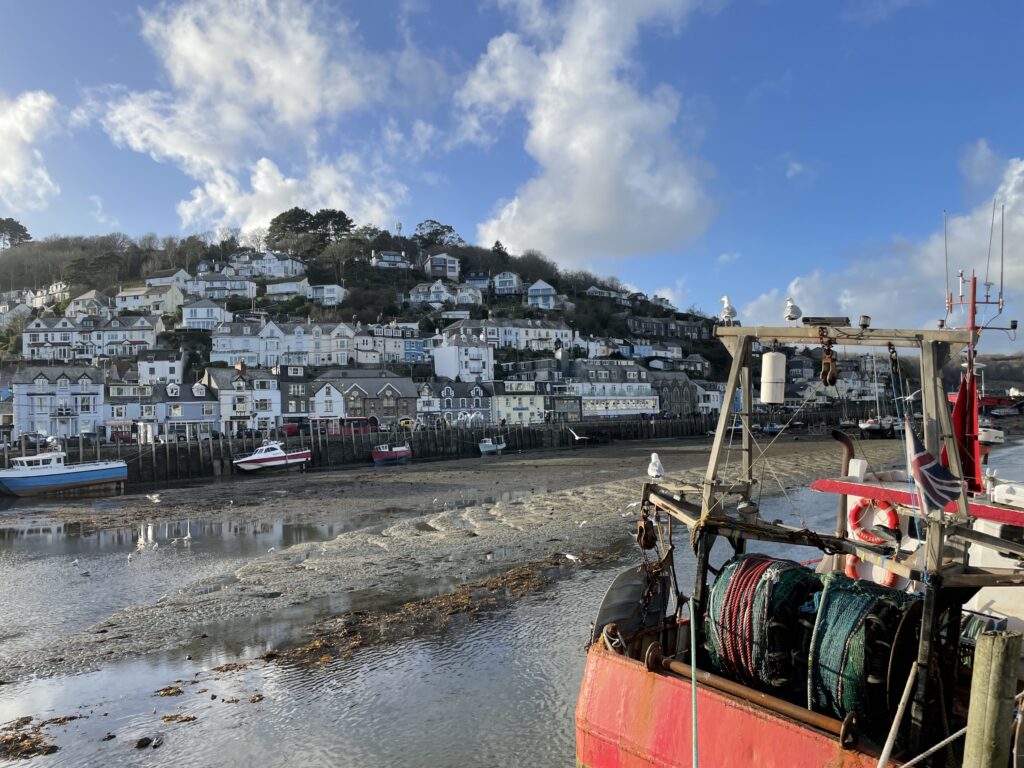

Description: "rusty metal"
644 642 850 740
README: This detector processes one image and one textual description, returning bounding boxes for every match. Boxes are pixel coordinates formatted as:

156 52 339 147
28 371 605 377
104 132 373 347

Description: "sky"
1 0 1022 346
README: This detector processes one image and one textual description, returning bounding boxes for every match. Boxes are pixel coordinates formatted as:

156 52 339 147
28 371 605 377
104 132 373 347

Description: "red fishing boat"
371 442 412 466
577 270 1024 767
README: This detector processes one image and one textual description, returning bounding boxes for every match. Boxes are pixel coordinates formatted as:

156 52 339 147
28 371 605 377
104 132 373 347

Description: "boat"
479 437 506 456
576 271 1024 767
0 451 127 497
857 415 895 439
232 441 311 471
762 421 784 435
978 417 1005 448
371 442 412 466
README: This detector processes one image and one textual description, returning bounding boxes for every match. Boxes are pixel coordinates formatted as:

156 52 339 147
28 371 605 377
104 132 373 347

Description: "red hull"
576 646 890 768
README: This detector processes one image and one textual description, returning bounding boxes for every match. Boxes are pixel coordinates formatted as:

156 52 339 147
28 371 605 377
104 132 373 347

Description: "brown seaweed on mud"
0 717 60 760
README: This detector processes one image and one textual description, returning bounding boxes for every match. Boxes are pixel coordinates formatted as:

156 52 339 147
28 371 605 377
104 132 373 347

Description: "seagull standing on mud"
648 453 665 480
146 493 161 504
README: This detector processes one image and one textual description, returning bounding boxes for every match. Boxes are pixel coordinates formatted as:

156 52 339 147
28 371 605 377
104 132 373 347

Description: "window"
288 366 302 375
114 406 126 418
142 405 154 417
170 405 183 417
288 400 296 413
80 397 93 413
203 403 214 416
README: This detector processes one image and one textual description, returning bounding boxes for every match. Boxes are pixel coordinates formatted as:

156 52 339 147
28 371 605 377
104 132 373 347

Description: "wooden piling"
963 629 1022 767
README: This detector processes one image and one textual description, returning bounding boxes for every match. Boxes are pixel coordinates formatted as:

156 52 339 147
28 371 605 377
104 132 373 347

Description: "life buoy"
845 555 898 588
848 498 899 545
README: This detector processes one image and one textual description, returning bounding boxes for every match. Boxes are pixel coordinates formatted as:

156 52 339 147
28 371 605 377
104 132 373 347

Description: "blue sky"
1 0 1022 338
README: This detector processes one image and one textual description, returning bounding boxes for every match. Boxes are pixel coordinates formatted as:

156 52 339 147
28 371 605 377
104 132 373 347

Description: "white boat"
479 437 506 456
762 422 784 435
232 441 311 471
0 451 127 497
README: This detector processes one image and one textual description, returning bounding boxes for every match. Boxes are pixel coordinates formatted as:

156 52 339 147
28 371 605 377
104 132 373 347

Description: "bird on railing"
720 296 737 326
784 296 802 325
648 452 665 479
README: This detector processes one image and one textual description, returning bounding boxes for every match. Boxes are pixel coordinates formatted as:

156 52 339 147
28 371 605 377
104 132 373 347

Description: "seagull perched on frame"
783 297 802 325
648 453 665 480
720 296 737 326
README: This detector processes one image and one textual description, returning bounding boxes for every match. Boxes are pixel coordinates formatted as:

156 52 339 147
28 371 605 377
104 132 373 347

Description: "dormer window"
167 384 179 397
192 383 205 397
34 376 47 387
57 377 69 387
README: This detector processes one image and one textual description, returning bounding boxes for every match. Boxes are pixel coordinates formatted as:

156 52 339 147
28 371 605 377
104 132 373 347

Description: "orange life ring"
845 555 898 588
848 497 899 545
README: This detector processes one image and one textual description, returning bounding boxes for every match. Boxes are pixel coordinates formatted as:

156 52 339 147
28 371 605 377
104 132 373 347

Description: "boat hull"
233 450 311 471
372 450 411 466
576 646 887 768
0 463 127 497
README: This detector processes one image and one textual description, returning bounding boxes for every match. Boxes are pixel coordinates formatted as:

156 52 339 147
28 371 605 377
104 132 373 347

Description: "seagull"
577 520 588 528
564 553 581 563
227 500 234 507
567 428 589 441
183 521 192 543
626 501 641 509
152 542 159 550
71 558 79 567
268 547 276 554
648 452 665 480
784 297 802 325
127 553 133 563
720 296 737 326
146 493 161 504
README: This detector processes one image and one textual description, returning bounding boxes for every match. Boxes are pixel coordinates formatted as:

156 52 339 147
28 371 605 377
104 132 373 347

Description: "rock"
101 733 115 741
135 737 152 749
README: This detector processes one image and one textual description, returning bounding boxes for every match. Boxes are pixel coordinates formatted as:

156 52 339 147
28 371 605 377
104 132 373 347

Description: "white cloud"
654 277 688 310
91 0 436 231
959 138 1005 194
841 0 929 24
717 251 740 265
458 0 715 265
0 90 61 213
742 157 1024 349
88 195 120 229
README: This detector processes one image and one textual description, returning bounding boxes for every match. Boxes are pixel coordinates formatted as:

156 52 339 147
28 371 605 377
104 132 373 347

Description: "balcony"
51 406 78 418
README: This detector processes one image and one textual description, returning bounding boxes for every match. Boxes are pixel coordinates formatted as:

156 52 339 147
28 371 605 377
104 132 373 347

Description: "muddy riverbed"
0 436 908 684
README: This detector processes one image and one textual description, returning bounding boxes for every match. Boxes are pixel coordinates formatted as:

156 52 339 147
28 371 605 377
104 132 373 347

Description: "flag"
905 418 963 512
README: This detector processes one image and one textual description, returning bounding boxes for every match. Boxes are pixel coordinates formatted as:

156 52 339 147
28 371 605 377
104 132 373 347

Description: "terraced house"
210 320 355 367
22 315 163 361
12 367 105 439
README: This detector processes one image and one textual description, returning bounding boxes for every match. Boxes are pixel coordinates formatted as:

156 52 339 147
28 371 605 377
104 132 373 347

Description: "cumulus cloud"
457 0 715 265
742 157 1024 348
717 251 740 265
654 277 688 310
959 138 1006 196
0 90 61 213
91 0 430 231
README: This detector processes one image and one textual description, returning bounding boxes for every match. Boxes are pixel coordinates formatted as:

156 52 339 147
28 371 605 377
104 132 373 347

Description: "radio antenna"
985 198 996 299
943 210 950 322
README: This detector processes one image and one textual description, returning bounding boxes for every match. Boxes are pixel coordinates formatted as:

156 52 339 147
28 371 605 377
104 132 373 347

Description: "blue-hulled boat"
0 451 127 497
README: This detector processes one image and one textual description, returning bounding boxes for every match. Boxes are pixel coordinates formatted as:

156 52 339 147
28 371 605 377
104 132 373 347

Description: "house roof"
264 275 308 285
183 298 225 309
13 366 105 385
147 268 186 279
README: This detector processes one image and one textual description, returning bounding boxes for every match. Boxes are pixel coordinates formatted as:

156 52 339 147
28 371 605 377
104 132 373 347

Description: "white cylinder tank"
760 351 786 404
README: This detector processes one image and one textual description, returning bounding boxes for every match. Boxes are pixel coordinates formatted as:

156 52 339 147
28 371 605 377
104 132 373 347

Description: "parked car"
19 432 48 448
235 427 262 439
78 431 99 446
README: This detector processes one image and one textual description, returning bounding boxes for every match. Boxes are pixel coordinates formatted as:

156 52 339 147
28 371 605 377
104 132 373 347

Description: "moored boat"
371 442 412 466
0 452 127 497
576 273 1024 767
232 441 311 471
479 437 506 456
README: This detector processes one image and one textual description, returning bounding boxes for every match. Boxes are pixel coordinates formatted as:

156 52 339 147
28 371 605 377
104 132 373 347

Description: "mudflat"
0 435 907 681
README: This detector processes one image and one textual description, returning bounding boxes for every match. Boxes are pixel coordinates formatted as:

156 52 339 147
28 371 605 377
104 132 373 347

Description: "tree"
414 219 464 251
310 208 353 245
0 218 31 250
267 207 314 250
492 240 508 257
242 227 268 253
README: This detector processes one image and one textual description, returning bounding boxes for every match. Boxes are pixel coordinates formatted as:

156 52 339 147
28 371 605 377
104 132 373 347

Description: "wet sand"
0 435 908 681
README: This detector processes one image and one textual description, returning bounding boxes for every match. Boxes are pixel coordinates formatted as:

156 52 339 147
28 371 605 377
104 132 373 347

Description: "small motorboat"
232 441 311 471
978 417 1005 447
479 437 506 456
858 417 895 439
762 422 784 436
372 442 412 466
0 451 127 497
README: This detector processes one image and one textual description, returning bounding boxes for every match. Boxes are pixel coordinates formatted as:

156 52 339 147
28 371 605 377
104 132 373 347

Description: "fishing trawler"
576 270 1024 767
371 442 412 466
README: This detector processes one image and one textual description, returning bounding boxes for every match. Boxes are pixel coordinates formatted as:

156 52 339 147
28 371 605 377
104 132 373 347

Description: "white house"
12 366 105 439
136 349 184 385
229 251 305 279
432 333 495 382
186 273 257 300
115 286 151 312
307 284 347 306
490 381 546 425
66 290 114 320
409 280 456 305
526 280 558 310
442 318 573 351
455 285 483 305
202 365 281 433
264 276 310 300
310 380 347 421
370 250 412 269
493 271 524 295
142 284 184 315
28 281 70 309
0 303 32 328
182 299 232 331
145 268 191 291
210 320 355 367
424 253 460 281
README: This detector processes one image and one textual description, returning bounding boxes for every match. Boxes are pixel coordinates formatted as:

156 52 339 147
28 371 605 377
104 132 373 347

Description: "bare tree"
243 227 268 253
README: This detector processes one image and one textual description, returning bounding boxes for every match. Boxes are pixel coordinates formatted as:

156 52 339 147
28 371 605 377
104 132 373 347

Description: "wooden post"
963 630 1022 767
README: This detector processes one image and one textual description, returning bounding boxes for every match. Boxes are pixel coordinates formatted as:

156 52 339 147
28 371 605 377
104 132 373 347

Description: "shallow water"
1 440 1021 767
